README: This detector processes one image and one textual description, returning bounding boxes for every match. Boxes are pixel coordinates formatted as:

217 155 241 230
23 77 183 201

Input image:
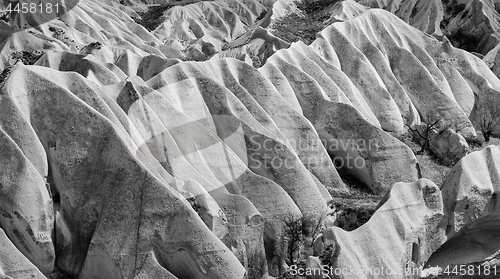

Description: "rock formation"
314 179 446 278
0 0 500 278
425 145 500 276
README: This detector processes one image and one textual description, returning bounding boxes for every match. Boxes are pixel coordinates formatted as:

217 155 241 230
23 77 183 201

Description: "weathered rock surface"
317 179 446 278
358 0 443 35
429 128 469 165
441 145 500 236
425 145 500 275
154 0 266 52
1 64 247 278
0 228 47 279
0 104 55 275
2 0 500 278
326 0 370 24
441 0 500 55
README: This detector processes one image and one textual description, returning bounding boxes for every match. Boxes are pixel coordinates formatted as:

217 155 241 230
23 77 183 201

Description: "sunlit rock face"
425 146 500 274
356 0 443 35
441 0 500 55
0 228 47 279
316 179 446 279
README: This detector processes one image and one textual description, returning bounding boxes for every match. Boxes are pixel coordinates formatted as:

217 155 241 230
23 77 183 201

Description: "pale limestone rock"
322 179 446 278
427 146 500 273
266 54 419 194
133 251 178 279
154 0 266 49
441 145 500 236
326 0 369 23
358 0 443 35
0 126 54 275
35 51 123 86
211 190 268 279
0 228 47 279
181 180 229 238
145 61 330 218
313 234 324 257
2 64 246 278
429 128 469 165
3 1 500 277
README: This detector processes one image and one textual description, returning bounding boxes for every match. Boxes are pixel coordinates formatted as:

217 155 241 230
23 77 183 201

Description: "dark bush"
11 50 45 65
447 29 481 53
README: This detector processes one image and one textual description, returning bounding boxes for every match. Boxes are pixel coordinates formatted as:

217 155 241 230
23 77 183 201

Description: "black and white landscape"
1 0 500 278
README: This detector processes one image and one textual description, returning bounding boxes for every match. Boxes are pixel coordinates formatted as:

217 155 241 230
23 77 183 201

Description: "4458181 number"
2 2 59 15
443 264 498 276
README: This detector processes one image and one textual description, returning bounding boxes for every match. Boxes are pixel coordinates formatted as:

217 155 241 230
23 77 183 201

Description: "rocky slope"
441 0 500 54
1 0 500 278
425 145 500 277
358 0 444 35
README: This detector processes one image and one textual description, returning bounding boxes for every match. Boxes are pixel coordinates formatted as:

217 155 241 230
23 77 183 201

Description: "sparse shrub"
0 66 13 85
49 26 64 38
275 213 324 273
0 9 9 23
256 9 267 21
466 136 483 149
442 0 467 17
440 0 467 30
133 3 183 32
332 204 375 231
87 42 103 51
11 50 45 65
319 244 336 266
271 0 340 45
295 0 339 14
277 214 304 267
475 102 500 142
447 29 481 53
186 197 201 212
249 54 262 68
406 119 442 154
48 26 75 46
135 6 168 32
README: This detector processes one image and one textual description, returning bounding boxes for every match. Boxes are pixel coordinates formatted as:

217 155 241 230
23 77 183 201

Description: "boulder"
429 128 469 166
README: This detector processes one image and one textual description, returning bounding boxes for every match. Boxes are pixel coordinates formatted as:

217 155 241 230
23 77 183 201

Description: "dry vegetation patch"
271 0 339 45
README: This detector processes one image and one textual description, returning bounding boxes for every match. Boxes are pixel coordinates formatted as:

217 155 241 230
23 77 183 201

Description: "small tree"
278 214 304 267
275 214 324 268
449 118 471 134
476 103 500 142
406 119 442 154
